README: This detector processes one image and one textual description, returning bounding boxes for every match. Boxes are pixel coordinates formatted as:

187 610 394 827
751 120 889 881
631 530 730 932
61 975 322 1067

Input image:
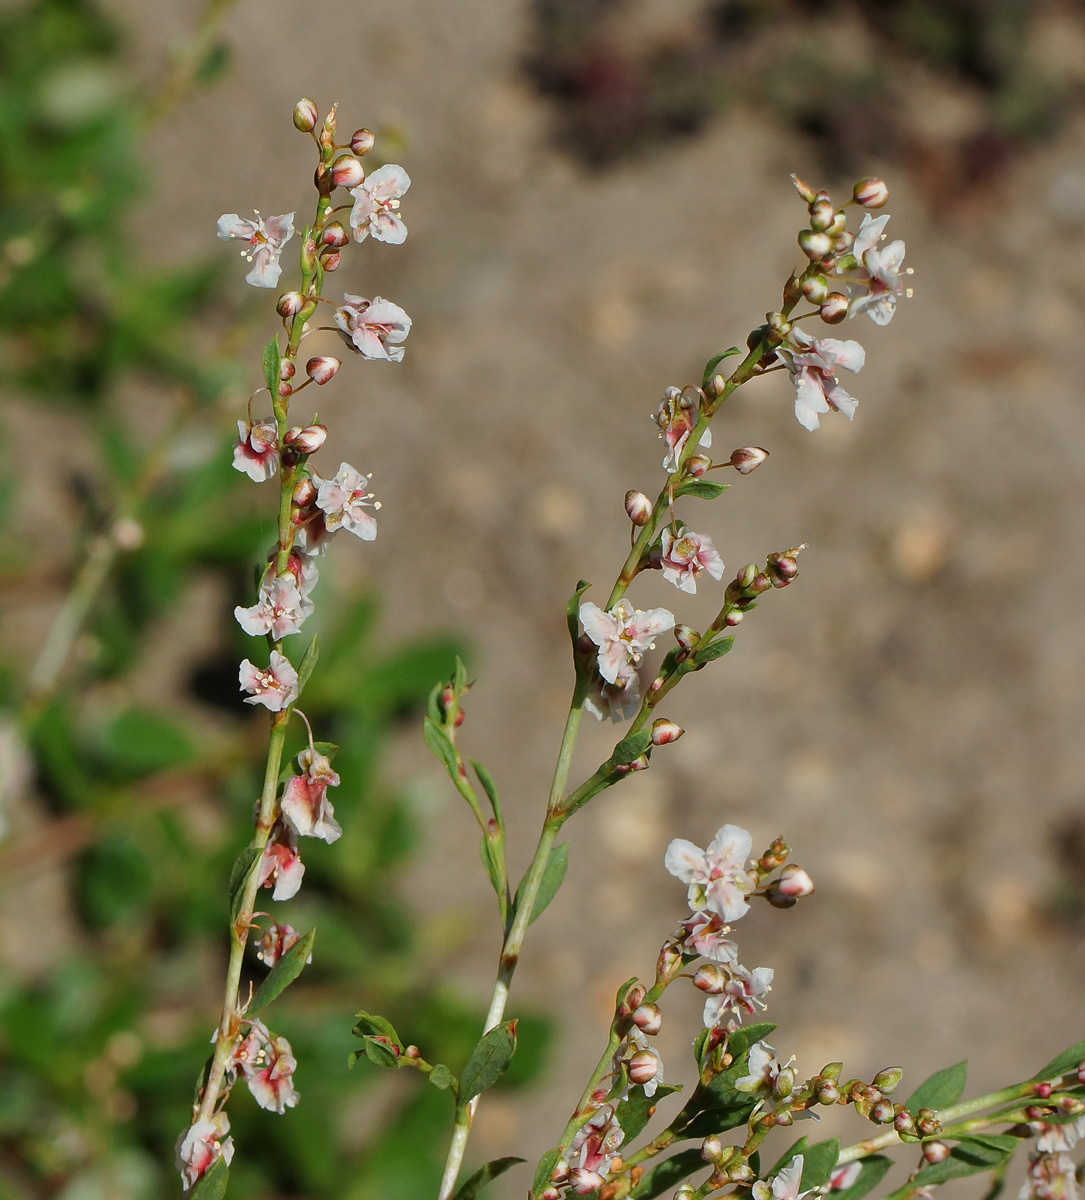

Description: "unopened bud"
799 229 833 260
404 1045 421 1059
724 609 744 627
322 221 349 248
776 864 814 898
675 1187 697 1200
809 197 835 231
538 1190 561 1200
625 489 652 525
619 982 646 1014
729 446 768 475
322 249 342 272
628 753 650 772
853 177 889 209
701 1134 726 1164
331 154 365 188
292 478 317 506
112 517 144 551
894 1107 917 1137
735 563 758 590
821 1062 843 1080
322 105 337 133
632 1003 662 1035
922 1141 950 1164
277 381 292 399
569 1168 604 1196
782 272 803 308
766 310 792 340
834 230 855 255
651 718 684 746
1033 1082 1053 1099
276 291 306 318
818 1083 841 1105
870 1099 895 1124
750 571 771 594
306 356 342 385
705 373 726 399
801 274 829 304
293 98 319 132
351 128 376 156
774 1067 796 1098
550 1161 570 1185
819 292 850 324
693 964 727 994
279 359 296 380
827 209 847 236
656 940 683 979
873 1067 903 1095
674 624 700 652
791 173 817 203
628 1050 659 1086
915 1108 942 1137
284 424 328 455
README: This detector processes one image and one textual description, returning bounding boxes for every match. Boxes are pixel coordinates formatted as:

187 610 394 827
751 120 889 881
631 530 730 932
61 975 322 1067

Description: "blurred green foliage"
0 2 549 1197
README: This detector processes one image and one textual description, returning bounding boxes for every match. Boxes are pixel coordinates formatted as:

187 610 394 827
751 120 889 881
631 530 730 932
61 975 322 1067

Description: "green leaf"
800 1138 841 1190
452 1156 526 1200
673 480 729 501
228 847 262 921
906 1136 1017 1190
479 837 505 902
612 730 652 765
1033 1040 1085 1081
630 1149 704 1199
616 1082 681 1143
248 928 315 1015
904 1061 967 1112
532 1149 563 1197
428 680 445 723
693 636 735 667
832 1155 893 1200
701 347 741 390
261 336 281 395
453 655 470 695
459 1020 517 1102
360 1036 402 1069
352 1010 404 1049
296 635 319 695
429 1064 457 1091
525 842 568 925
423 716 459 776
190 1155 229 1200
472 760 502 822
567 580 593 646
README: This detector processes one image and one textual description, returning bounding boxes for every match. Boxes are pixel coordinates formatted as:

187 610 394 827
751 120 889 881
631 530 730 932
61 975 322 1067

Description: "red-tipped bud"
893 1107 918 1137
322 105 338 133
798 229 833 260
306 356 341 385
322 221 349 248
277 381 292 399
331 154 365 188
853 177 889 209
818 1083 841 1105
809 197 835 232
279 359 296 380
629 753 650 772
656 940 683 980
632 1003 662 1035
550 1161 570 1185
801 274 829 304
351 128 376 156
293 98 319 132
916 1109 942 1137
628 1050 659 1086
922 1141 950 1164
819 292 850 324
870 1099 895 1124
1033 1082 1053 1099
292 478 317 506
685 454 711 477
693 964 726 994
735 563 758 589
322 249 342 272
538 1190 562 1200
776 864 814 897
276 291 306 318
404 1044 421 1059
724 610 743 627
625 489 653 526
674 624 700 652
651 718 684 746
729 446 768 475
284 424 328 455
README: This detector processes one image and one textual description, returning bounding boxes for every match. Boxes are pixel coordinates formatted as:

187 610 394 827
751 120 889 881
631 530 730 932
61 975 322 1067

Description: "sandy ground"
16 0 1085 1193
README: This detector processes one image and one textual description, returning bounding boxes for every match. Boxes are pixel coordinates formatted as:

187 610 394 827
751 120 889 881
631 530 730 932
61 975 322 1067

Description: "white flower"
580 599 675 685
780 328 865 432
232 417 279 482
281 747 342 844
703 964 774 1027
653 385 711 473
679 910 738 963
216 211 295 288
660 526 725 594
664 823 755 922
232 1021 300 1114
753 1156 813 1200
311 462 380 540
234 575 313 640
1037 1118 1085 1155
259 823 305 901
176 1113 234 1190
349 164 411 244
334 293 412 361
239 650 298 711
849 213 909 326
583 661 642 723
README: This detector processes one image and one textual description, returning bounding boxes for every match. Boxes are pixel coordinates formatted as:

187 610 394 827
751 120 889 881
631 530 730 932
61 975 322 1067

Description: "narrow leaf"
904 1061 967 1112
674 480 728 501
228 846 261 921
525 842 568 925
423 716 459 776
567 580 593 646
361 1036 402 1069
352 1010 403 1049
532 1149 563 1196
630 1149 705 1199
472 759 502 822
248 928 315 1014
1034 1040 1085 1081
454 655 470 694
693 636 735 667
429 1064 457 1091
460 1020 517 1102
479 837 504 902
452 1156 526 1200
427 680 444 724
261 337 281 395
190 1155 229 1200
800 1138 841 1190
295 636 319 695
616 1082 682 1143
612 730 652 765
701 347 741 390
832 1155 893 1200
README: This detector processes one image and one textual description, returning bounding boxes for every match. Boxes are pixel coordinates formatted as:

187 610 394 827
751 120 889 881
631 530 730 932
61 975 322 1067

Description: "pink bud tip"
685 454 711 477
632 1003 662 1035
351 128 376 156
331 154 365 189
321 221 349 248
624 489 653 526
292 478 317 506
729 446 769 475
284 424 328 455
693 964 726 994
628 1050 659 1085
305 356 342 385
293 98 319 132
651 718 684 746
819 292 850 324
322 249 342 272
853 177 889 208
279 359 296 380
276 292 305 318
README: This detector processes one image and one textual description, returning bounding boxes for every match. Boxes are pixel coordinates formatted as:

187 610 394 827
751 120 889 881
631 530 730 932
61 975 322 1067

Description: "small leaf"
479 836 505 902
361 1036 402 1069
567 580 593 646
452 1156 526 1200
228 846 262 921
701 347 741 390
472 760 502 822
612 730 652 765
525 842 568 925
460 1020 517 1102
261 336 281 395
190 1155 229 1200
616 1082 682 1143
832 1155 893 1200
1033 1040 1085 1081
352 1010 403 1049
904 1061 967 1112
248 928 315 1014
532 1148 563 1196
693 636 735 667
454 655 470 694
427 680 444 724
630 1149 705 1199
423 716 458 775
429 1064 457 1091
296 636 319 695
673 480 729 501
800 1138 841 1190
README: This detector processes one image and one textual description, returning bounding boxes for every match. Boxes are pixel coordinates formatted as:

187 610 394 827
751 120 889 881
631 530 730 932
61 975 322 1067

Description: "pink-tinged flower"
259 823 305 901
664 823 755 922
257 920 304 968
735 1040 790 1094
753 1155 813 1200
294 509 334 555
583 661 641 723
849 213 909 326
232 1020 300 1113
580 599 675 685
176 1112 234 1190
233 417 280 482
216 211 295 288
281 746 342 843
828 1163 863 1192
235 575 313 640
566 1105 624 1193
653 385 711 473
1022 1151 1079 1200
703 963 774 1027
281 547 320 598
1036 1118 1085 1155
333 293 411 361
680 910 739 963
780 328 865 432
311 462 380 540
239 651 298 712
348 164 411 244
660 526 725 594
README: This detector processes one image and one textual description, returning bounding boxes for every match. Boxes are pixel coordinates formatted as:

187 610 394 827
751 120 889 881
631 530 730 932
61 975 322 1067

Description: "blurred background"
2 0 1085 1197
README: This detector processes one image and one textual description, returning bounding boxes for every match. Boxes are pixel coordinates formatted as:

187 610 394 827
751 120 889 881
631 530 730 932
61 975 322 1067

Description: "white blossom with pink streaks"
665 823 756 922
216 211 295 288
780 328 865 432
660 526 725 594
580 599 675 685
233 417 279 482
235 575 313 640
239 650 298 711
311 462 380 541
349 164 411 244
334 293 411 361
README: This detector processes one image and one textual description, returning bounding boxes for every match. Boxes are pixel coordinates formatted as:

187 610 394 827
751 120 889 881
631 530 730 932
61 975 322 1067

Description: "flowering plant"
176 97 1083 1200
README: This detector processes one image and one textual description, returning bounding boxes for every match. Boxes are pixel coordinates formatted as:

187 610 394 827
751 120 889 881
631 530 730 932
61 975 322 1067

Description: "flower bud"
801 274 829 304
853 177 889 209
819 292 850 324
809 197 835 232
750 571 771 594
322 250 342 272
735 563 758 590
729 446 768 475
693 964 727 993
404 1044 421 1059
782 272 803 308
550 1161 570 1185
651 718 684 746
276 291 306 318
675 1187 697 1200
306 356 342 385
321 221 349 248
293 98 319 132
894 1107 917 1137
322 105 338 133
538 1190 562 1200
724 609 743 627
284 424 328 455
685 454 711 477
798 229 833 260
922 1141 950 1164
628 1050 659 1086
351 128 376 156
625 489 652 525
331 154 365 188
766 310 792 340
279 360 296 381
1033 1082 1053 1099
629 753 650 772
774 864 813 899
674 624 700 652
704 373 726 399
915 1108 942 1137
112 517 144 551
701 1134 726 1164
791 173 817 203
277 380 292 399
656 939 683 980
292 478 317 507
632 1003 662 1035
873 1067 903 1095
774 1067 796 1098
569 1168 605 1196
870 1099 895 1124
818 1082 841 1105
